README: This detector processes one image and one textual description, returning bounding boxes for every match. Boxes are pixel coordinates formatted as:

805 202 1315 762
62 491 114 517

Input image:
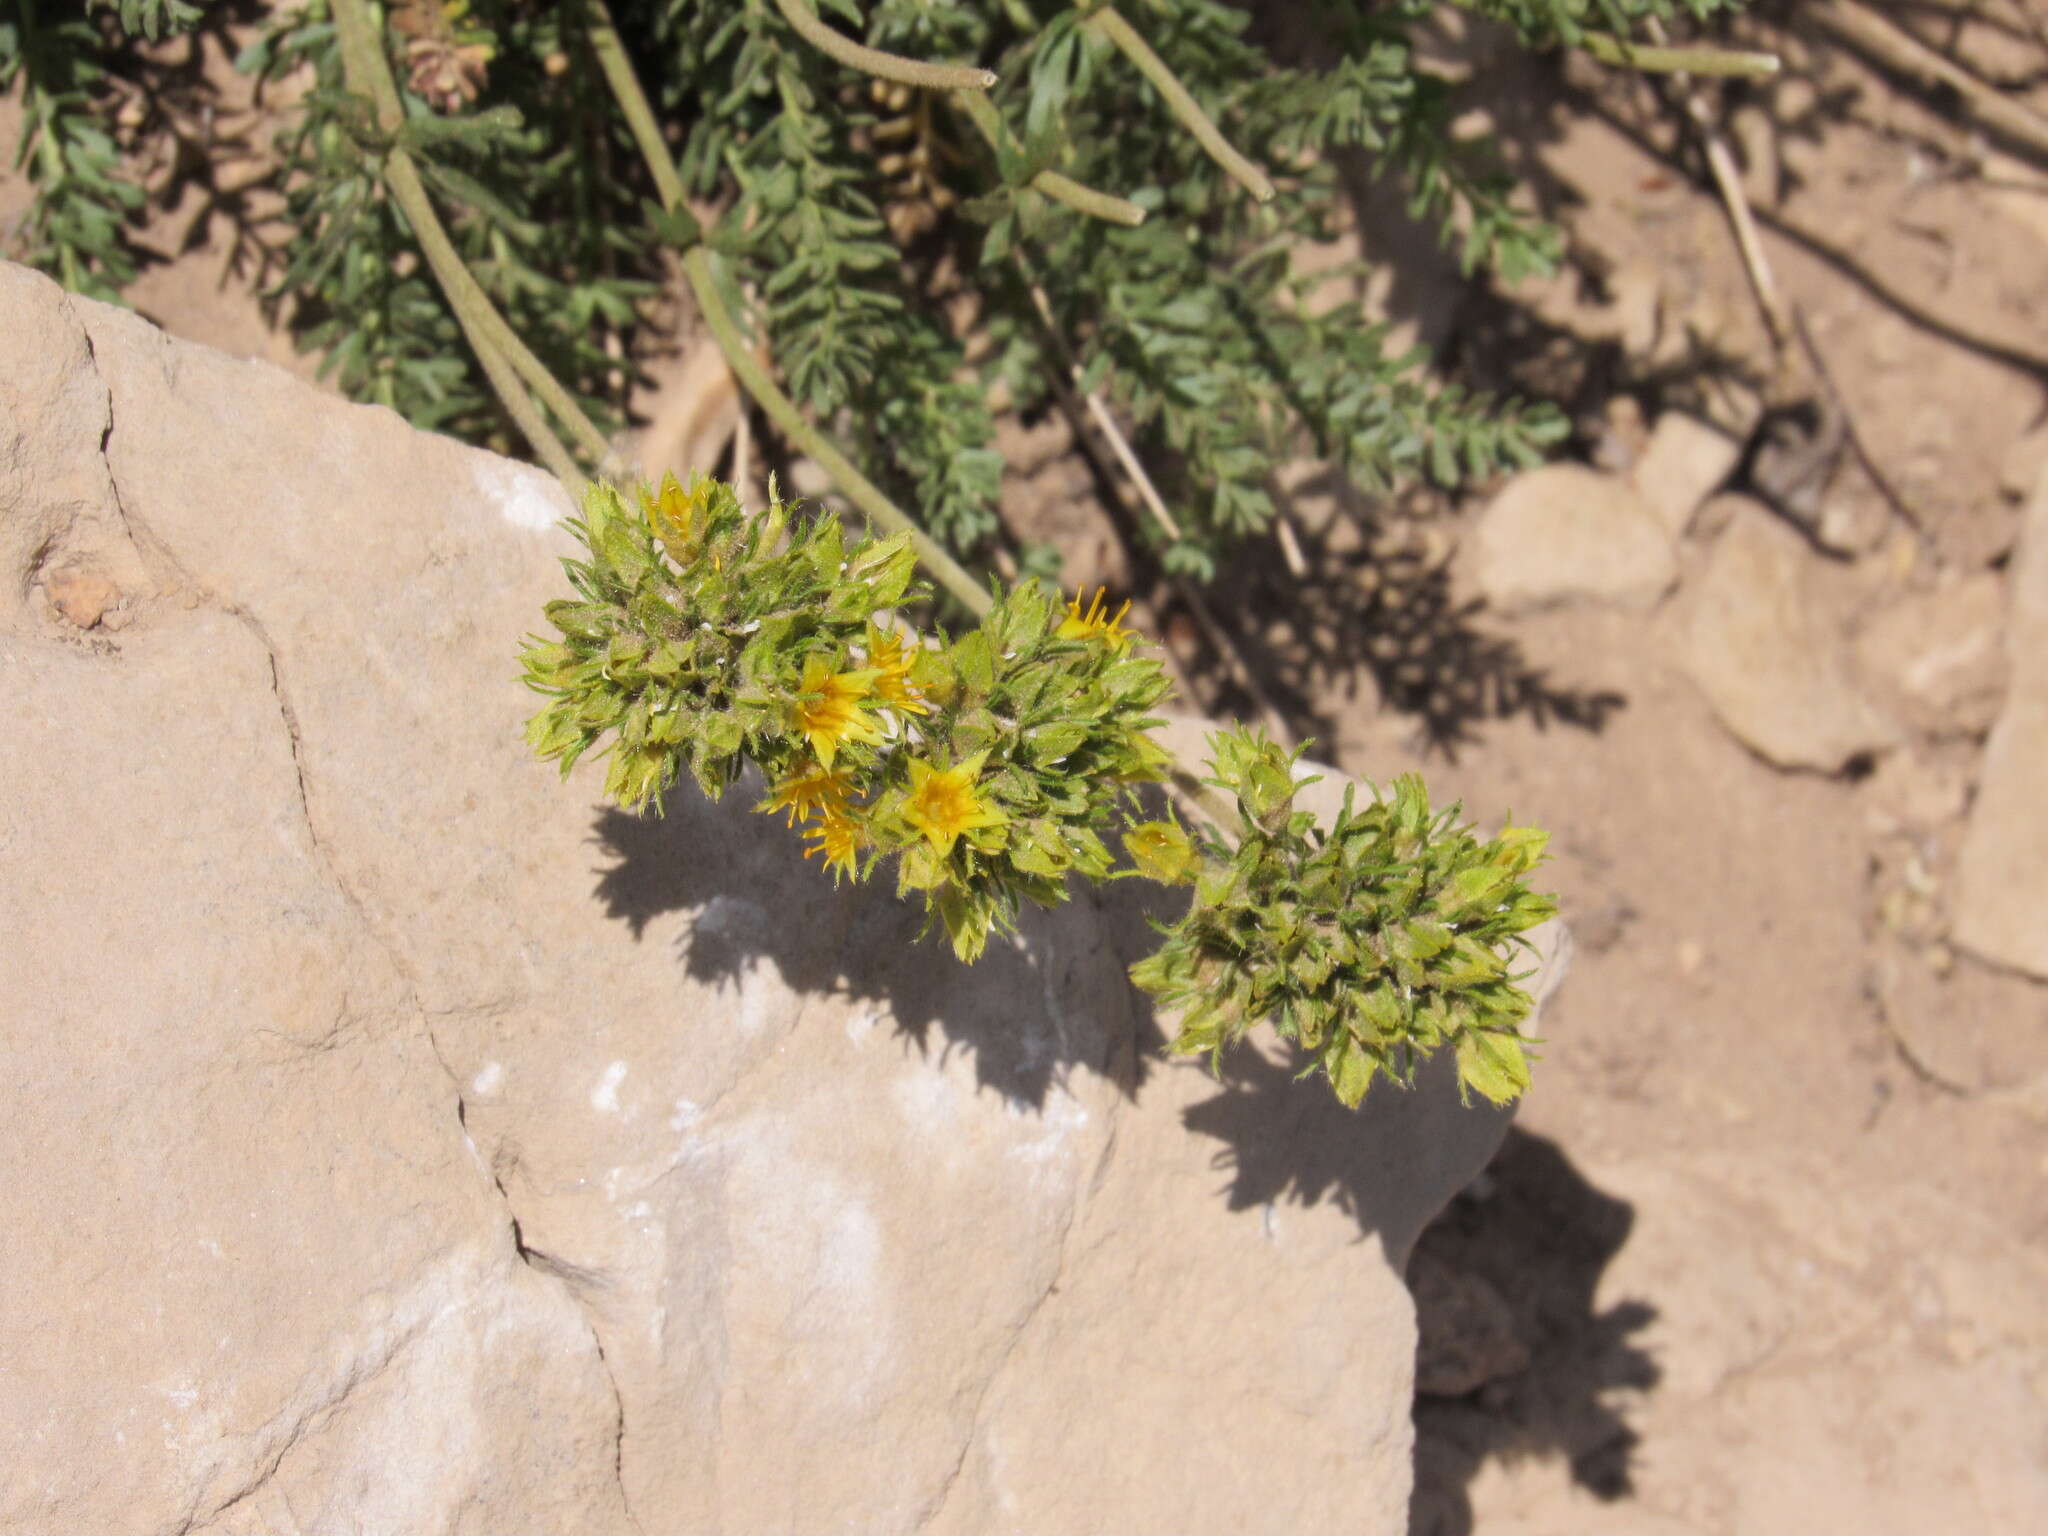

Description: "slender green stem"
1580 32 1781 79
1086 6 1273 203
952 89 1146 226
773 0 997 91
682 246 992 618
1033 168 1147 225
582 0 684 213
331 0 611 481
388 160 587 489
582 0 988 612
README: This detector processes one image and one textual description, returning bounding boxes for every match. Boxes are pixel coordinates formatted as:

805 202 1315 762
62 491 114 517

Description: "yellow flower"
802 806 864 881
1057 588 1135 652
864 622 929 716
1124 818 1201 885
789 654 883 767
757 759 855 826
902 751 1007 855
640 471 718 567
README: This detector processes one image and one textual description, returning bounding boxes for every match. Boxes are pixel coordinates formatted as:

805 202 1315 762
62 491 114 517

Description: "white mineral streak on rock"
590 1059 628 1114
1006 1088 1089 1171
892 1061 961 1133
473 453 573 531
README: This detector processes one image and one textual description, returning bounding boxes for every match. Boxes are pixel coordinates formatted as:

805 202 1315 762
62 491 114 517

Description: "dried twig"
1015 265 1294 744
1643 20 1795 358
732 401 752 500
1646 17 1928 546
1020 272 1182 542
1809 0 2048 160
1791 308 1933 546
1273 509 1309 580
1171 578 1297 747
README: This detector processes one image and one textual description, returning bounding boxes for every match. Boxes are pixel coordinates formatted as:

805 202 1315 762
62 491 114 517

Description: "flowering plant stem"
577 0 981 612
524 474 1555 1108
581 0 1252 832
679 246 993 618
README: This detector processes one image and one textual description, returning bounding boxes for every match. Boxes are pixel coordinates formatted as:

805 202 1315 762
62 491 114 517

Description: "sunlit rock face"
0 260 1543 1535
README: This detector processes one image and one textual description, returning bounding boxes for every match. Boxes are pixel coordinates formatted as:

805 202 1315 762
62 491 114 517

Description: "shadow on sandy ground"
1408 1129 1657 1536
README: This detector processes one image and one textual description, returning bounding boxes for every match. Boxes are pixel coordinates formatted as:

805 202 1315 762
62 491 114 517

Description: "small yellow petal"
802 807 863 881
789 654 884 767
902 754 1007 855
757 759 855 826
1057 588 1136 652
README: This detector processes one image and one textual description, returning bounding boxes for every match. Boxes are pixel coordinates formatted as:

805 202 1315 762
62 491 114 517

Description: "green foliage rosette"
1131 731 1555 1106
521 473 1174 963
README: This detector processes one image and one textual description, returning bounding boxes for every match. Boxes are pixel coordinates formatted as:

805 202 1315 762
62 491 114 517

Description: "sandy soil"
7 6 2045 1532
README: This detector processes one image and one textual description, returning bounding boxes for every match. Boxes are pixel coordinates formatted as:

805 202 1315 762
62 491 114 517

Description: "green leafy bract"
1129 728 1556 1108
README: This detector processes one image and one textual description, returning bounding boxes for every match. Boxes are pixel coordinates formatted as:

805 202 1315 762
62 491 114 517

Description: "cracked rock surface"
1 260 1526 1534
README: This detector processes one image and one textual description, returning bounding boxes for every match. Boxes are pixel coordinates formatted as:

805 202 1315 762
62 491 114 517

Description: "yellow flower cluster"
757 589 1139 893
1057 588 1135 652
639 472 719 568
801 807 864 880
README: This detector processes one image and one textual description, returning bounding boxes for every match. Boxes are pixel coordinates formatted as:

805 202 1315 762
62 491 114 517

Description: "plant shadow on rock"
585 776 1177 1114
1175 1034 1518 1267
1405 1129 1659 1536
585 779 1533 1262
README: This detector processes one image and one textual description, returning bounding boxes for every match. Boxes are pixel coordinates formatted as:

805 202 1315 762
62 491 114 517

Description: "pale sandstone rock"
1629 411 1742 541
1471 464 1677 615
1853 571 2009 738
1953 467 2048 978
1677 495 1900 771
0 261 1558 1533
1 265 632 1536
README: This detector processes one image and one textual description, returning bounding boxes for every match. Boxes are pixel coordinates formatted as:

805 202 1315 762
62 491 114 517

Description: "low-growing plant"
9 1 1777 1110
523 471 1557 1108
